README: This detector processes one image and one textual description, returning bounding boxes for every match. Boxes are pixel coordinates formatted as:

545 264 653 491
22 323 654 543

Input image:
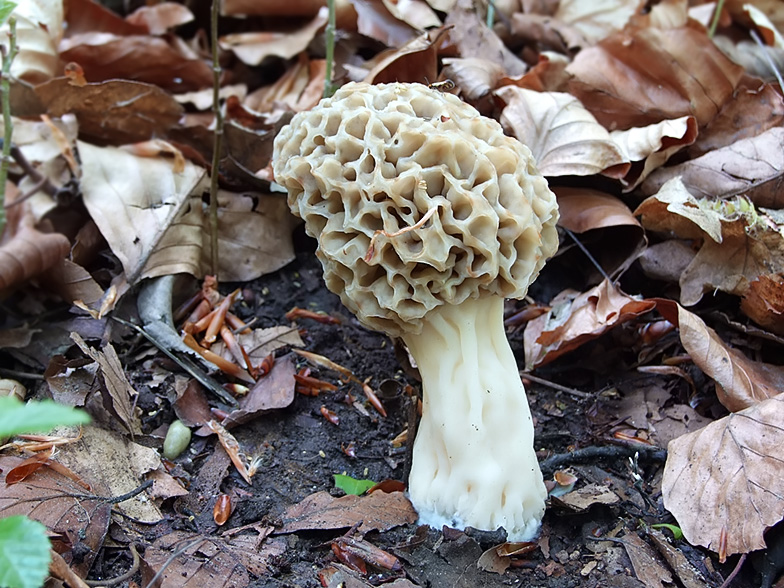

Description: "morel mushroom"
272 82 559 540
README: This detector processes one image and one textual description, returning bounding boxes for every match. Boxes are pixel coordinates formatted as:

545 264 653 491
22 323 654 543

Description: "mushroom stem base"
402 295 547 541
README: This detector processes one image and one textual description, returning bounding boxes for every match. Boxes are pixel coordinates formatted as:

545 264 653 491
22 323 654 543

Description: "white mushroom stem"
401 295 547 541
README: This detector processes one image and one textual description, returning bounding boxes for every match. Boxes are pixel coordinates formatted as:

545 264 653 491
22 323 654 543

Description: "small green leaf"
0 397 90 438
0 515 52 588
333 473 376 496
0 1 16 27
651 523 684 540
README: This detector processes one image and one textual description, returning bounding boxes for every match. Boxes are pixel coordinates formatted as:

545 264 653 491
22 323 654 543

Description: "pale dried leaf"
220 8 328 66
278 490 417 534
77 141 206 283
125 2 194 35
658 302 784 412
524 280 655 368
554 483 620 511
662 393 784 557
446 8 527 76
555 0 644 45
70 333 142 436
496 86 628 178
745 3 784 48
441 57 504 100
363 28 444 84
382 0 441 30
1 0 62 83
641 127 784 209
611 116 697 189
566 23 745 130
714 37 784 82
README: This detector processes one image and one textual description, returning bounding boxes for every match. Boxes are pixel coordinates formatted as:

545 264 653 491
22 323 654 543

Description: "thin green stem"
324 0 336 98
209 0 223 276
0 17 18 237
486 0 495 29
708 0 725 38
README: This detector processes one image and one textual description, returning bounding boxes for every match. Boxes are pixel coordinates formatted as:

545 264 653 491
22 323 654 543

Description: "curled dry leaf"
2 0 63 83
662 393 784 558
524 280 655 368
496 86 629 178
350 0 420 47
566 22 745 130
441 57 504 101
611 115 698 189
0 225 70 292
656 300 784 412
363 27 445 84
642 127 784 209
220 8 328 66
125 2 195 35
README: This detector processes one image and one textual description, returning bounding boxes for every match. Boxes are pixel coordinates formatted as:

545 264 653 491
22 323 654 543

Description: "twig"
521 372 593 399
112 316 239 407
324 0 337 97
0 16 18 234
142 538 206 588
85 544 140 587
539 444 667 475
209 0 223 275
718 553 747 588
562 226 612 283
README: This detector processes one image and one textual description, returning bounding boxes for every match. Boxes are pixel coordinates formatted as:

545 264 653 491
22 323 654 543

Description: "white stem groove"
402 295 547 540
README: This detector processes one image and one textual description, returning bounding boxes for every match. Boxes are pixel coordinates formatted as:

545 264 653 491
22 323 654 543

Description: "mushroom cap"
273 82 559 337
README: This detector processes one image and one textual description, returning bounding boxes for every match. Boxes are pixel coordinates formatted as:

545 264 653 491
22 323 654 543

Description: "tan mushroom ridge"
273 82 559 540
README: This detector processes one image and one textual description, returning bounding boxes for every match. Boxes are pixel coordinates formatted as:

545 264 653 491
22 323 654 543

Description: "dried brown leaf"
35 78 184 144
446 7 527 76
0 454 111 577
59 34 212 93
622 532 672 588
656 301 784 412
496 87 629 178
141 530 286 587
0 225 70 291
566 22 745 130
363 28 445 84
642 127 784 209
350 0 420 47
441 57 504 101
524 280 655 368
220 9 328 66
662 393 784 557
741 274 784 335
277 490 417 534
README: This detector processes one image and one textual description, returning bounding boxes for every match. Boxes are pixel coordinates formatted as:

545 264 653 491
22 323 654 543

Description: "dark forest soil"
9 246 761 588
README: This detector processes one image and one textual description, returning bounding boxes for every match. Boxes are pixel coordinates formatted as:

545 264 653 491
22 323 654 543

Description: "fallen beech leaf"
622 531 673 588
641 127 784 209
220 8 328 66
524 280 655 368
35 78 184 144
59 33 212 93
611 115 698 189
125 2 194 35
496 86 629 178
552 483 620 512
71 333 142 436
441 57 504 101
554 0 644 45
142 530 286 586
662 393 784 558
245 55 325 114
0 225 70 291
277 490 417 534
350 0 420 47
566 22 745 130
741 274 784 335
2 0 62 83
363 27 445 85
0 454 110 577
445 8 527 76
656 301 784 412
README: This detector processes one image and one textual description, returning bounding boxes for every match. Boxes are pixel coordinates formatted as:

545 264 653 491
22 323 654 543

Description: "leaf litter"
3 0 784 586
